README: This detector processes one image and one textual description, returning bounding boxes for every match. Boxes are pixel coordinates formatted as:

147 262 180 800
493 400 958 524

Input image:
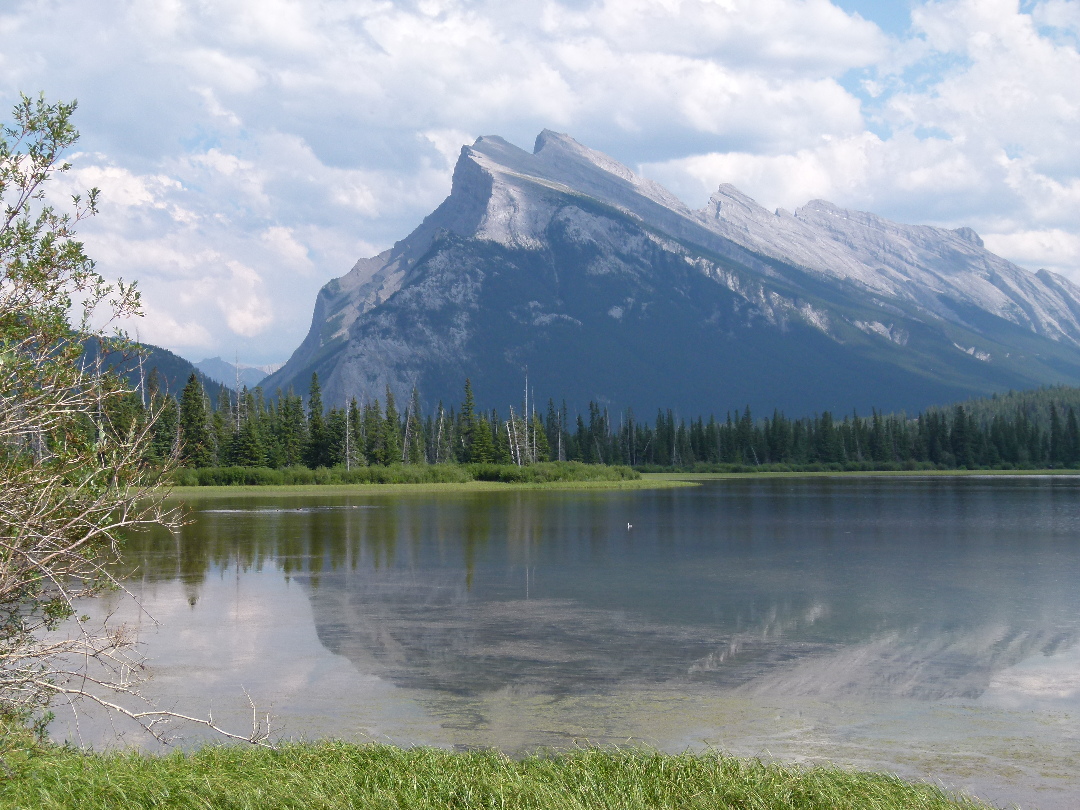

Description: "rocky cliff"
263 131 1080 415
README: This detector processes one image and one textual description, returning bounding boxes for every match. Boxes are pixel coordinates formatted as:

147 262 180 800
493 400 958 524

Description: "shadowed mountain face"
264 131 1080 415
195 356 270 390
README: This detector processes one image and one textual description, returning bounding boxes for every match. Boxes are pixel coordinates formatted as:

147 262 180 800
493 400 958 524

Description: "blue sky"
834 0 914 34
1 0 1078 366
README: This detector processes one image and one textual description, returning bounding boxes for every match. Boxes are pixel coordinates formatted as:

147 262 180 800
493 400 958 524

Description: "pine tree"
148 393 179 462
348 397 365 467
459 379 477 462
179 374 215 467
363 399 382 465
404 388 426 464
325 407 347 467
305 373 328 468
950 405 973 468
279 389 307 467
492 409 513 463
1050 403 1064 465
1066 407 1080 467
532 412 551 461
470 415 496 462
213 385 234 465
230 417 266 467
381 387 402 464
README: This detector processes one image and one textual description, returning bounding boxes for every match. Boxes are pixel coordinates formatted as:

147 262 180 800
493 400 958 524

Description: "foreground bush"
465 461 639 483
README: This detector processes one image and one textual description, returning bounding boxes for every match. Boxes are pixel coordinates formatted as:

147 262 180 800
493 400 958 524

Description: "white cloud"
644 0 1080 274
133 305 214 351
1034 0 1080 33
1 0 1077 364
220 260 273 337
982 229 1080 277
261 226 313 273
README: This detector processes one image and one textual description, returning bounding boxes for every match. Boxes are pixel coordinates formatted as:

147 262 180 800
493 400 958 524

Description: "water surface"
62 477 1080 809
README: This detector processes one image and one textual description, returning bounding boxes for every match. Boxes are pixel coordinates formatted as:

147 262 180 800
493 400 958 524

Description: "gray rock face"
263 131 1080 415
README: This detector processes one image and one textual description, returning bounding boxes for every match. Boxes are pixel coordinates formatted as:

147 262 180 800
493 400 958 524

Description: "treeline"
142 372 1080 471
149 374 553 469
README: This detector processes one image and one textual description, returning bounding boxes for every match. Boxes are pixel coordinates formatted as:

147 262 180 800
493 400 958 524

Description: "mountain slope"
264 131 1080 416
196 356 271 390
82 340 226 402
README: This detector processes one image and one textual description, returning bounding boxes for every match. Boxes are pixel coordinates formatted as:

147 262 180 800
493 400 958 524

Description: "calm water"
61 477 1080 809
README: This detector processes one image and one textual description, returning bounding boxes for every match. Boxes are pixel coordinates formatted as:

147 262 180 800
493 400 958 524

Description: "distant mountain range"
195 357 274 390
82 340 225 402
263 131 1080 416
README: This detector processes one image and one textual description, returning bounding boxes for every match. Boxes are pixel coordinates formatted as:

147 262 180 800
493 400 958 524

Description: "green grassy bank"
0 735 992 810
169 461 641 487
168 478 693 498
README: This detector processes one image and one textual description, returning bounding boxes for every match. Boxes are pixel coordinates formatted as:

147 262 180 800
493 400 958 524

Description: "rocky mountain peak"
262 130 1080 416
953 226 984 248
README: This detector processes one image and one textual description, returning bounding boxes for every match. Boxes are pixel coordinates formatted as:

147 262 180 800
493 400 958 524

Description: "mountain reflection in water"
117 478 1080 702
94 477 1080 808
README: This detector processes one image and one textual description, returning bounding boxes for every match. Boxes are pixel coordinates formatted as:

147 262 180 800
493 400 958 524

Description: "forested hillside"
136 373 1080 472
83 339 227 405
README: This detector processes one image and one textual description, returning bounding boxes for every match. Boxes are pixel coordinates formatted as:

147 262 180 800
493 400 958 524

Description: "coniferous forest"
121 369 1080 477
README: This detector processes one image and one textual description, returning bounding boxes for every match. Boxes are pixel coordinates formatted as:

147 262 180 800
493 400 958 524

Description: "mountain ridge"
262 131 1080 415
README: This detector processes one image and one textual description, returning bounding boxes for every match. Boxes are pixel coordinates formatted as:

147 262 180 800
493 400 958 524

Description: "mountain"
82 340 226 402
263 130 1080 416
195 356 272 390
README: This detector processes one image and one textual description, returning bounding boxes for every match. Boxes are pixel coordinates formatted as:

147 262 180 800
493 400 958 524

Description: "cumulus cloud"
1 0 1077 364
645 0 1080 260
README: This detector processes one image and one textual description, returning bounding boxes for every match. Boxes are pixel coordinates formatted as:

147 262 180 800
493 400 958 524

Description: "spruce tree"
148 393 179 462
325 407 347 467
179 374 215 467
1050 403 1064 464
1067 407 1080 466
305 372 328 468
213 385 234 465
532 412 551 461
404 388 426 464
363 399 382 465
230 417 266 467
348 397 365 467
470 415 496 463
279 389 307 467
492 409 513 464
459 379 477 462
381 386 403 464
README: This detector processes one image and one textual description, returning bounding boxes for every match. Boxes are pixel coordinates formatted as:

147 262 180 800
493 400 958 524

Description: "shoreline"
0 728 993 810
645 468 1080 480
167 478 696 497
162 468 1080 496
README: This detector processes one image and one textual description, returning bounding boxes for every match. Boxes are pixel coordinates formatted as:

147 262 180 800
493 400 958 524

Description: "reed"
0 732 993 810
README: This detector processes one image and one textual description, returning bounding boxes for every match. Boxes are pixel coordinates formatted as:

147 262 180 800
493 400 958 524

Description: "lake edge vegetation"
118 369 1080 480
0 719 993 810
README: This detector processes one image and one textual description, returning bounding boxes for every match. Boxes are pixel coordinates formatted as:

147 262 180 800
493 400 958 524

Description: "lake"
59 476 1080 809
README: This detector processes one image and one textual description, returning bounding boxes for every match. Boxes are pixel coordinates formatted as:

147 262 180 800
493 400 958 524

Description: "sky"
2 0 1078 367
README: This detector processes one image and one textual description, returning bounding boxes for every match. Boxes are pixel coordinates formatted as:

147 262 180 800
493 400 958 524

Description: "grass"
167 477 694 498
0 731 994 810
168 461 646 488
161 461 703 496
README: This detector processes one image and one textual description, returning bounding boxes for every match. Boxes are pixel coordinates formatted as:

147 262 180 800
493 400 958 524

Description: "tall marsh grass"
0 735 992 810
